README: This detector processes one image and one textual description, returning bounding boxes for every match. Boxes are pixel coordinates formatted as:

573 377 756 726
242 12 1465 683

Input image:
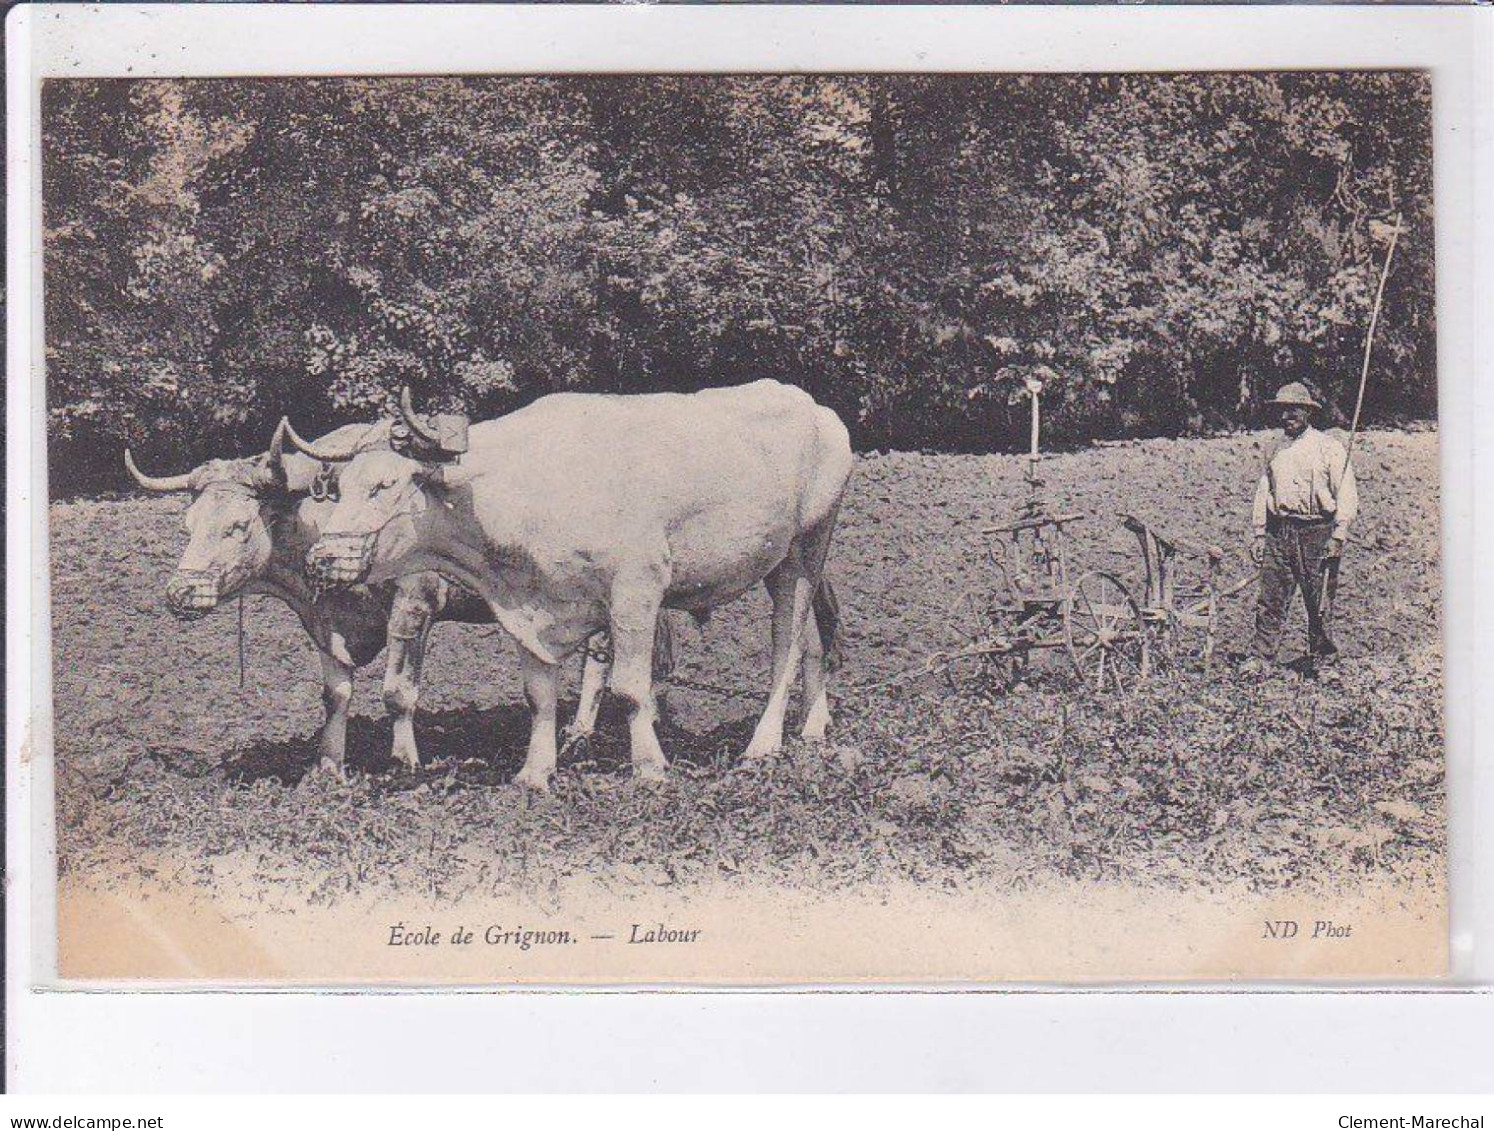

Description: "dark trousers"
1253 516 1338 660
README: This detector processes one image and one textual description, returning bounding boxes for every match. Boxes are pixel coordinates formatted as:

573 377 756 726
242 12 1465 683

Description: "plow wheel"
943 587 1018 694
1064 571 1150 694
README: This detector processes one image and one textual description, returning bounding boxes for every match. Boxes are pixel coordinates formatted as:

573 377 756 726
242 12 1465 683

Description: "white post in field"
1025 375 1044 490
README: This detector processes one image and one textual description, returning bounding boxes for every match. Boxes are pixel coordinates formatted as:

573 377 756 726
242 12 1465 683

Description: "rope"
845 642 1017 693
664 665 924 702
642 662 917 701
226 594 249 774
237 595 247 691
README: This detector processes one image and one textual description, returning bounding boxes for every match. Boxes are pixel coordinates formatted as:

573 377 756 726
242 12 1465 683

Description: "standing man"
1243 382 1359 674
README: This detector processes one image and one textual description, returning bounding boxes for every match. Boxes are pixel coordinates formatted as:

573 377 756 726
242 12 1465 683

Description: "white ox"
304 380 852 789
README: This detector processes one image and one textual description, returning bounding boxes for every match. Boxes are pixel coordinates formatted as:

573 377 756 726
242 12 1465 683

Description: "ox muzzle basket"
306 530 380 588
165 568 225 619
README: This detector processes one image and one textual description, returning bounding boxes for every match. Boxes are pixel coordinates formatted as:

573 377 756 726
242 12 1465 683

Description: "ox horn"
399 385 442 448
255 417 291 489
283 418 360 463
124 448 193 492
267 417 288 466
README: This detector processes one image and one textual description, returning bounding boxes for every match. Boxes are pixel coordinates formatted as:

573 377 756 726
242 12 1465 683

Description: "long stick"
1343 211 1402 475
1323 211 1402 637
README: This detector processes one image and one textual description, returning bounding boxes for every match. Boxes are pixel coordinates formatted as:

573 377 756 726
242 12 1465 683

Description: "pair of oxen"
127 380 852 789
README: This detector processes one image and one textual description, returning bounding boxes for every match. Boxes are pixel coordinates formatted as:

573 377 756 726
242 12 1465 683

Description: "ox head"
302 449 444 588
299 389 449 588
126 420 293 619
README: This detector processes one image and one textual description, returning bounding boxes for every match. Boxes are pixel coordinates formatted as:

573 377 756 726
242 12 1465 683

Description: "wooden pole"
1324 211 1402 633
1343 211 1402 475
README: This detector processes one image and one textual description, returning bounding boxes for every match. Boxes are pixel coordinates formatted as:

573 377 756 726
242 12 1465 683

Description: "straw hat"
1265 382 1321 410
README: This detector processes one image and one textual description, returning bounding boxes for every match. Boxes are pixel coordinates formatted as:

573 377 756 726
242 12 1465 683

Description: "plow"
902 377 1257 699
931 506 1257 696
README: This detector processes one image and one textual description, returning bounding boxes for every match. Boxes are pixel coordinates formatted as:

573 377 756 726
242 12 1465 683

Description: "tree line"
43 72 1434 496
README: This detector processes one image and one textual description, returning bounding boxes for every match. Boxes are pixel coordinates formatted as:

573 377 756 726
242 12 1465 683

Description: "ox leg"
383 627 428 772
609 586 668 782
317 651 354 775
563 634 609 755
800 609 831 742
513 649 560 792
742 563 813 762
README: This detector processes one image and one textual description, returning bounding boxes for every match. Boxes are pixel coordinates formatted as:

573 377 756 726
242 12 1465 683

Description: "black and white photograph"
40 68 1444 982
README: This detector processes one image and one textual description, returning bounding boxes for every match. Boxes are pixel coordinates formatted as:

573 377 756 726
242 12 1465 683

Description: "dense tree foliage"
43 73 1433 494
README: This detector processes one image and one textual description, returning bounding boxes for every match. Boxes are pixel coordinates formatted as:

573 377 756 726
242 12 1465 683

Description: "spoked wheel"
943 587 1018 695
1064 570 1151 694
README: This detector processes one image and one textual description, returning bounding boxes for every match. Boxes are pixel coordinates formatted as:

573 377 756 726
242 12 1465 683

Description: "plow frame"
939 510 1256 696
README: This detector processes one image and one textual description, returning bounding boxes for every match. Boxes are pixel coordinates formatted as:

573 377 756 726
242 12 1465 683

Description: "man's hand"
1250 535 1265 567
1327 535 1346 559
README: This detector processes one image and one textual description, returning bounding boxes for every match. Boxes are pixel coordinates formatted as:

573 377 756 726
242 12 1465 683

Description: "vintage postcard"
40 69 1445 983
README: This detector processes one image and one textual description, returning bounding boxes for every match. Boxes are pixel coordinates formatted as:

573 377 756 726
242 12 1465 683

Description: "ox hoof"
739 739 782 764
800 703 832 743
559 729 594 761
632 760 668 785
313 757 348 782
512 767 553 793
391 752 422 774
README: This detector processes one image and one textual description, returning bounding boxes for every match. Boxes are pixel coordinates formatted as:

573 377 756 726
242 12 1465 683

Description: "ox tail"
651 614 678 682
812 576 844 674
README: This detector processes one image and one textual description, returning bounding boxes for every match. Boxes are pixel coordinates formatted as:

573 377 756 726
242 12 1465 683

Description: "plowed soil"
51 429 1443 905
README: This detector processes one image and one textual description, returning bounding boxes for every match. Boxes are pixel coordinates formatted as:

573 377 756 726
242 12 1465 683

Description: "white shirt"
1252 426 1359 540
